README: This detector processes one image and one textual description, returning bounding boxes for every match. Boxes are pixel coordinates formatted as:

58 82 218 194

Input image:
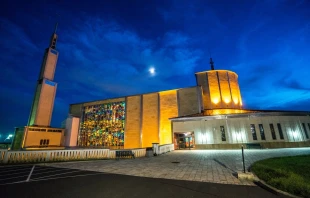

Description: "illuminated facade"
196 70 242 109
66 58 310 149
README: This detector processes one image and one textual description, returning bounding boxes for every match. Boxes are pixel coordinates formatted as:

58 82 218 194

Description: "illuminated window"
78 101 126 147
220 126 226 141
269 124 276 140
302 123 309 139
259 124 266 140
277 123 284 140
250 124 257 140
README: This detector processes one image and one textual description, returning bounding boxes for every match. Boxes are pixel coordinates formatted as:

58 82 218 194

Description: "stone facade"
125 96 141 148
141 93 159 147
159 90 179 145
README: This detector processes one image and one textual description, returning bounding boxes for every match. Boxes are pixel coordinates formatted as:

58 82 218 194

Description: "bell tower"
11 24 65 150
28 23 59 127
195 58 243 110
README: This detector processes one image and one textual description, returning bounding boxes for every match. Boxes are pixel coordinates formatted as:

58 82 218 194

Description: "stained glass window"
78 101 126 148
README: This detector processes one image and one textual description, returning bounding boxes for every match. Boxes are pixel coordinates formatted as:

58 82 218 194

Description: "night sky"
0 0 309 139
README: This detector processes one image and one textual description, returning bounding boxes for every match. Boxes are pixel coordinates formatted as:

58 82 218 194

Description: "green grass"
251 155 310 198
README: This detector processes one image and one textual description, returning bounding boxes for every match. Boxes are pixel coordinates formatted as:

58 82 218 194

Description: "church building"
66 59 310 149
11 26 310 150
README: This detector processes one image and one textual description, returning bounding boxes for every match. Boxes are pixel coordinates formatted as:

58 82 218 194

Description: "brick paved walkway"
46 148 310 185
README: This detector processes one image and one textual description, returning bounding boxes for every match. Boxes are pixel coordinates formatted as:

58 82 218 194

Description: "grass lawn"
251 155 310 198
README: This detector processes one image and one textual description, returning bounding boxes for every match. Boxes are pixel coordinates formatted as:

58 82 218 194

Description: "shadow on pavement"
0 167 288 198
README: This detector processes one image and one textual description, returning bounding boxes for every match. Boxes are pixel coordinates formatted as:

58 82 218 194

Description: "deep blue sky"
0 0 309 138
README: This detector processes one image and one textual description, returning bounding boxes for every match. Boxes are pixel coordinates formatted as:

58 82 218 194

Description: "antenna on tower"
210 58 215 70
54 22 58 34
208 48 215 70
54 13 60 34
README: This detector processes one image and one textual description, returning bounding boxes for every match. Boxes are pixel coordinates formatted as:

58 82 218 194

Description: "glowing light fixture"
224 98 230 103
212 98 220 104
292 131 298 139
233 97 239 104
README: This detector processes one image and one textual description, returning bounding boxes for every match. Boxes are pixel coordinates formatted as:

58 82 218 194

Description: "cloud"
158 1 226 30
0 18 39 55
1 0 310 133
56 16 202 101
163 31 190 47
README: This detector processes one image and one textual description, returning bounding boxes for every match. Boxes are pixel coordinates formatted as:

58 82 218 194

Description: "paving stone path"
46 148 310 185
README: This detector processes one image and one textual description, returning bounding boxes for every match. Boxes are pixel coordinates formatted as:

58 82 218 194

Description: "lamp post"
241 145 246 173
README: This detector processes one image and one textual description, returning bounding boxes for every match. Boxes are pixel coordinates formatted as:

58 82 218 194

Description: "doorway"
174 132 195 150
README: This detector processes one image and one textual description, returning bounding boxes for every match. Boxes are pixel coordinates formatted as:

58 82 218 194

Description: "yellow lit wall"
208 71 221 108
195 70 243 110
204 109 258 116
141 93 159 147
124 96 141 148
159 90 178 145
228 72 242 106
218 71 231 106
23 128 64 148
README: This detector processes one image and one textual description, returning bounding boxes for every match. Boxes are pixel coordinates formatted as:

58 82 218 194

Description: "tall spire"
28 23 59 127
49 23 58 49
210 57 215 70
54 22 58 34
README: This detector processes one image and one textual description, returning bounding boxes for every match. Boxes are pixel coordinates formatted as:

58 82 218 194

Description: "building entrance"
173 132 195 150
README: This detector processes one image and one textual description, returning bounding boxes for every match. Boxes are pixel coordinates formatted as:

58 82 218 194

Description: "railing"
132 148 146 157
158 144 174 155
108 148 146 159
0 149 7 163
0 148 146 164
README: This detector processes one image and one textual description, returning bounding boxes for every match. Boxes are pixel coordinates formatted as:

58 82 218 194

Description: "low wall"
0 148 146 164
260 141 310 149
158 144 174 154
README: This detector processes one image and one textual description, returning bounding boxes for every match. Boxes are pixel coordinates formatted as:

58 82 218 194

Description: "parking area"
0 164 287 198
0 148 304 198
46 147 310 185
0 164 104 185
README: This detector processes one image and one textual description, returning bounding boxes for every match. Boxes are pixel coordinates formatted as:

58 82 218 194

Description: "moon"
149 67 155 75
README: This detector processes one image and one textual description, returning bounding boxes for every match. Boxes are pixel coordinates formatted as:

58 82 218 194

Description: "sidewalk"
46 148 310 185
